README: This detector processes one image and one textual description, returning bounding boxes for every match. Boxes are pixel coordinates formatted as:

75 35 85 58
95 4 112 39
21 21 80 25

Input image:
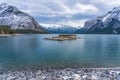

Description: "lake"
0 34 120 70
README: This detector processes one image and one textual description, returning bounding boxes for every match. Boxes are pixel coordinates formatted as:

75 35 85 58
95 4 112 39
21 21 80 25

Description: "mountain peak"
0 3 8 7
0 3 44 32
0 3 19 14
82 6 120 34
108 6 120 14
0 3 8 10
112 6 120 10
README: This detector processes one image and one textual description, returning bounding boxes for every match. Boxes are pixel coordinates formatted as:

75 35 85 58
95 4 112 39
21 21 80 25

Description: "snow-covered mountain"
82 6 120 34
41 23 81 34
0 3 44 33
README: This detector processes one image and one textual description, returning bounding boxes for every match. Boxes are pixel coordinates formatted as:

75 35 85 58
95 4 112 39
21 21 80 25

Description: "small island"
44 34 77 41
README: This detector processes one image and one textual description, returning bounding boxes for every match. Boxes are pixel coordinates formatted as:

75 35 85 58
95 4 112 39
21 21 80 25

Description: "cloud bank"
0 0 120 27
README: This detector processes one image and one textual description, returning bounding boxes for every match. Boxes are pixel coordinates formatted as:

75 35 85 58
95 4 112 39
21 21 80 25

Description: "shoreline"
0 34 22 37
0 67 120 80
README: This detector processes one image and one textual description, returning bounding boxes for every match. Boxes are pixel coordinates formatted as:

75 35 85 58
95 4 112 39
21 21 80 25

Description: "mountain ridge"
78 6 120 34
0 3 45 33
41 23 81 34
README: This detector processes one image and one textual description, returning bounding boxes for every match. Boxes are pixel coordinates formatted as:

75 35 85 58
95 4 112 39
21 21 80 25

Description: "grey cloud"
0 0 120 26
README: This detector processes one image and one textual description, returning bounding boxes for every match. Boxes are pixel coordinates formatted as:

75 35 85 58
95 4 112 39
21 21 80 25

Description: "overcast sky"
0 0 120 27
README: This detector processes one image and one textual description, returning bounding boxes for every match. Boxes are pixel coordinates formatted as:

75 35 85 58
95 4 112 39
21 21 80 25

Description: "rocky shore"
0 34 22 37
0 68 120 80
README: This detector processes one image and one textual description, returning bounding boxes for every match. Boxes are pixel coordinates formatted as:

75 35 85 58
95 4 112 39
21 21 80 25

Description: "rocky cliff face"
83 6 120 34
0 3 44 33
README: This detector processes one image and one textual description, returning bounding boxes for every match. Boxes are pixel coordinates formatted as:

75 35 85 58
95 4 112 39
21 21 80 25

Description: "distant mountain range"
42 6 120 34
76 6 120 34
1 3 120 34
0 3 45 33
41 23 81 34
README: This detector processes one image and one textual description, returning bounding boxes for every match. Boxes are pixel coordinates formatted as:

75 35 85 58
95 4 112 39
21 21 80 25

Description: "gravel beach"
0 68 120 80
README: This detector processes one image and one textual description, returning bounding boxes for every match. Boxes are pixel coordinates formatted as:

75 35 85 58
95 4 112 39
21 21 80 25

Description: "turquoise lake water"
0 34 120 70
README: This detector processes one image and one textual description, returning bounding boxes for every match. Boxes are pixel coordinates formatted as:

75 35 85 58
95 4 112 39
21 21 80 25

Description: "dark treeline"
0 25 16 34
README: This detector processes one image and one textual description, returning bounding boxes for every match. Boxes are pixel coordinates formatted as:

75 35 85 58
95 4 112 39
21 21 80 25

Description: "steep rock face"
41 23 81 34
83 6 120 34
0 3 44 32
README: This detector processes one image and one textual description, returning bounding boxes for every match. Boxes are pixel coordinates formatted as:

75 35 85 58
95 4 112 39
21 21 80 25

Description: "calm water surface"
0 34 120 70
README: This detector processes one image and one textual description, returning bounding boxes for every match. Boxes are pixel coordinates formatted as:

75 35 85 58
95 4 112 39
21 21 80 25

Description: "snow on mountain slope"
82 6 120 34
0 3 44 32
41 23 81 34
